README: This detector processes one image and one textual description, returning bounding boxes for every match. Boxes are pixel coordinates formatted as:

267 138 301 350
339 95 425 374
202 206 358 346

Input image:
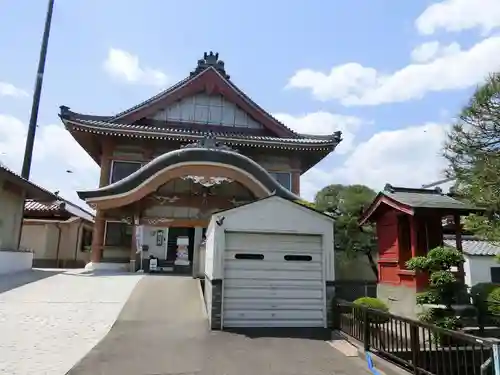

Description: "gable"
148 93 264 129
219 196 334 226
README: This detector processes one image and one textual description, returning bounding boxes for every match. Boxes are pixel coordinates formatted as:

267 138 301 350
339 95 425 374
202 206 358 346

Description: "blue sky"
0 0 499 205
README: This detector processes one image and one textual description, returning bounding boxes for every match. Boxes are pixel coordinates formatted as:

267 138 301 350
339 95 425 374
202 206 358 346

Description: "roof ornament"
181 134 238 153
190 51 230 79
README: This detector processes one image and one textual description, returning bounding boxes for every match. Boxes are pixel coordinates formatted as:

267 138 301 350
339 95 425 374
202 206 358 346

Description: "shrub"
471 283 499 310
353 297 390 324
487 287 500 319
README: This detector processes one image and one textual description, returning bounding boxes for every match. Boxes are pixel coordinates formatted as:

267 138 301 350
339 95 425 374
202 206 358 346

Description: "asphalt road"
67 275 371 375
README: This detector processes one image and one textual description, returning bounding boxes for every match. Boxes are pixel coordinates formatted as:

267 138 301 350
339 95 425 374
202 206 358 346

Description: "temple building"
60 52 342 273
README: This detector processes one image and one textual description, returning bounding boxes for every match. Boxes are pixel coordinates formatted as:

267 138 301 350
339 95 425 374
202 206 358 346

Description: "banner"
135 225 143 254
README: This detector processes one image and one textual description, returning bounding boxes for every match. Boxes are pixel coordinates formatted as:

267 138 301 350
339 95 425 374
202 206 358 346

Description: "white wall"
204 222 216 279
0 177 25 250
141 226 168 259
0 250 33 275
207 197 335 280
464 255 500 286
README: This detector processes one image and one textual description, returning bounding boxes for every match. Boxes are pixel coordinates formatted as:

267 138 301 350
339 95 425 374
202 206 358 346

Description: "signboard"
175 236 190 266
135 225 143 254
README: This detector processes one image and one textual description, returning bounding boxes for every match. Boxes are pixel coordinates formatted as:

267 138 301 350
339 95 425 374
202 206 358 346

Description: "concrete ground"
0 268 143 375
68 274 373 375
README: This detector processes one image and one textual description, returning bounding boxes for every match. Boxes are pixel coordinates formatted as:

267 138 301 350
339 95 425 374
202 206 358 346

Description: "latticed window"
104 222 133 247
270 172 292 190
110 161 142 183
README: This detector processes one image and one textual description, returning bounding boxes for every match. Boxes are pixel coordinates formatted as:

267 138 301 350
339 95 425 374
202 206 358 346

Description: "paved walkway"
0 269 143 375
68 275 372 375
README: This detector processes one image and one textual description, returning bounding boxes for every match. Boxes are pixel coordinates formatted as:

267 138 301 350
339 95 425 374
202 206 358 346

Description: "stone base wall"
205 278 222 330
377 283 418 319
33 258 86 269
326 281 336 328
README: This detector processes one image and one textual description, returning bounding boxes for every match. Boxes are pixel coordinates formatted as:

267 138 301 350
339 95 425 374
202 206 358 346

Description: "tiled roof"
443 234 500 256
383 184 481 211
63 117 340 149
0 164 58 201
24 198 95 222
24 200 63 212
109 62 299 136
60 53 342 142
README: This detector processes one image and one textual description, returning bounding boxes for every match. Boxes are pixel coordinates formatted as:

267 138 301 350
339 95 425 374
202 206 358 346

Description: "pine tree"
444 73 500 240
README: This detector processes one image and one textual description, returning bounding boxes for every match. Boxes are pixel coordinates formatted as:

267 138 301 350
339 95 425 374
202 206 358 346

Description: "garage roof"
213 195 335 221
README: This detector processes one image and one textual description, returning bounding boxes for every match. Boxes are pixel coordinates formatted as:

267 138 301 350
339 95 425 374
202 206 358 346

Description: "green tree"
444 73 500 241
314 184 378 277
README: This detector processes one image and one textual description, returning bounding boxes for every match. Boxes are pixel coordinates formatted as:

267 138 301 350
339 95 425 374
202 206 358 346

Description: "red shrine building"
60 52 342 274
358 184 482 318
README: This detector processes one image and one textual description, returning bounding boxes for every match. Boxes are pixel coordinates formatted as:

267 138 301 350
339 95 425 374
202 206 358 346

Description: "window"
397 215 412 267
104 222 133 247
491 267 500 283
80 228 93 251
270 172 292 190
110 161 142 184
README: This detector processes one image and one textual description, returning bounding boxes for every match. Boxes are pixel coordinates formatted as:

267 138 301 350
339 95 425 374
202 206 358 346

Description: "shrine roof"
61 112 341 150
59 51 342 149
359 184 484 225
77 137 301 203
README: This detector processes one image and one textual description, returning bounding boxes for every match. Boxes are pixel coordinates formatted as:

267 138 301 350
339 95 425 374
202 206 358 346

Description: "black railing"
334 300 498 375
331 280 377 301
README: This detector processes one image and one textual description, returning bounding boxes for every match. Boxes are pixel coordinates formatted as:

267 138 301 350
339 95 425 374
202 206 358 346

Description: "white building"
444 234 500 286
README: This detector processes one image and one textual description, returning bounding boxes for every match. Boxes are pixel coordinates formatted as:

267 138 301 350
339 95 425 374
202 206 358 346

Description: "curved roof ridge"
77 141 301 202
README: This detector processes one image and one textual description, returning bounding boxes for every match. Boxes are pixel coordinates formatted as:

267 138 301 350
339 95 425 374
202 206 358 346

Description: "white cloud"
0 82 28 98
287 35 500 106
410 41 461 63
103 48 169 87
416 0 500 35
300 123 450 199
273 111 367 154
0 114 99 209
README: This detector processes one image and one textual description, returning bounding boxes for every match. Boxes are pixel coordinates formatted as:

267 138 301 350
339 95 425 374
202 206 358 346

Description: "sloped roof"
77 137 301 202
60 52 342 147
443 234 500 256
383 185 478 211
359 184 484 226
24 198 95 222
61 115 340 149
0 164 57 201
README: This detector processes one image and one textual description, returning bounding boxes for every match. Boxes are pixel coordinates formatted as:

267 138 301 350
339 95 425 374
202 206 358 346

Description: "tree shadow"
0 269 62 294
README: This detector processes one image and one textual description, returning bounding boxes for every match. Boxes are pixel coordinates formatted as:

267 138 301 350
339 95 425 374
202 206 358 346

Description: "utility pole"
21 0 55 179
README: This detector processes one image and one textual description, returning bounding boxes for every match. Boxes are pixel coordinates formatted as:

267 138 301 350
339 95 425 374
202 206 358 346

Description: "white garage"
203 196 335 330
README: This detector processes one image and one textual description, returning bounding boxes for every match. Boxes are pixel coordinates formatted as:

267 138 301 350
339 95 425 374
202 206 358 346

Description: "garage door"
223 232 325 328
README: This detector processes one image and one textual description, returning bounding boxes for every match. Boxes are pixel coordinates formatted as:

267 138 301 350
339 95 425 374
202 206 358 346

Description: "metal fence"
331 280 377 301
334 300 499 375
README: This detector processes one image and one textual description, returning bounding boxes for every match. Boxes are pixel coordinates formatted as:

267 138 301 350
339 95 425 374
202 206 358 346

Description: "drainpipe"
54 222 62 268
74 220 84 265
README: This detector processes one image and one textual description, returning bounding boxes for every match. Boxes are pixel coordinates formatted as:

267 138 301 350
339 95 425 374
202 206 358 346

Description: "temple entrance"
166 227 195 262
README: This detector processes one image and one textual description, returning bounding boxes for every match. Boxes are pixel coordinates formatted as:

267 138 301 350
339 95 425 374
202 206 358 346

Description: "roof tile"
444 234 500 256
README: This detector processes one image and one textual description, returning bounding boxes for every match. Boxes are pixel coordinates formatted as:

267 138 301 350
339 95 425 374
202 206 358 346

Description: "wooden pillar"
291 172 300 195
99 139 113 187
89 141 113 263
90 213 105 263
454 213 466 284
410 216 418 257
